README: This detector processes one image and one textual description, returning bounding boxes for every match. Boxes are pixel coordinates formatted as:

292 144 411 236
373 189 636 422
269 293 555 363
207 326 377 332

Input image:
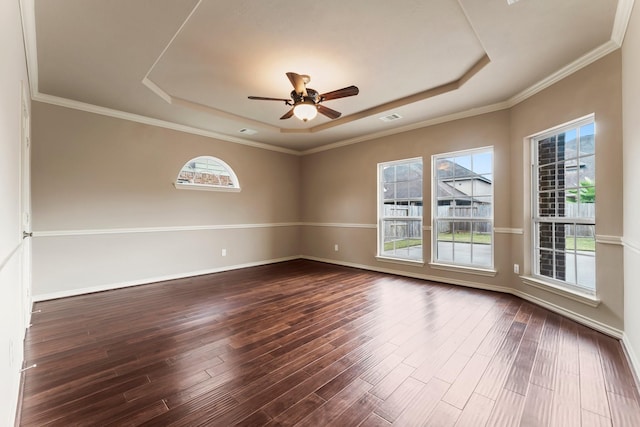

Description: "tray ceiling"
26 0 626 153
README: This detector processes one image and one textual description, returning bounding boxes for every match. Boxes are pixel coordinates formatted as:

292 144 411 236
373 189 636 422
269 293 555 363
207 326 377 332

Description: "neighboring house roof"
436 159 492 184
382 160 492 201
437 182 468 198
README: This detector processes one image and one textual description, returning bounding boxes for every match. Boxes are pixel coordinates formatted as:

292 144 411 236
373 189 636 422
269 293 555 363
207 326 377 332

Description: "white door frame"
20 80 32 327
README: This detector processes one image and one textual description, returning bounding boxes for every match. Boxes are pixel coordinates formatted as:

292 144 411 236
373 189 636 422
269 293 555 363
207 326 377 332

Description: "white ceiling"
24 0 629 153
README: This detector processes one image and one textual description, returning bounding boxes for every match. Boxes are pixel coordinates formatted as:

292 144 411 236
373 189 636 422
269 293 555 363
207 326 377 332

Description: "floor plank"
18 260 640 426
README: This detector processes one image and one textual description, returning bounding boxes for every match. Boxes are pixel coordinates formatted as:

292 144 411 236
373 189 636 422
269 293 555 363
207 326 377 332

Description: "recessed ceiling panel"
147 0 486 127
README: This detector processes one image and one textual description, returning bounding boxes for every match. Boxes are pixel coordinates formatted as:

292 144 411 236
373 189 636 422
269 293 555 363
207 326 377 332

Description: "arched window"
174 156 240 192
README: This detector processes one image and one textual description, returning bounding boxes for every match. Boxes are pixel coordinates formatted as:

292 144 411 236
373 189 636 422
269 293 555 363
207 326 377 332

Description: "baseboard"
300 256 512 295
302 255 624 339
622 333 640 389
32 256 300 301
511 289 623 338
33 254 626 341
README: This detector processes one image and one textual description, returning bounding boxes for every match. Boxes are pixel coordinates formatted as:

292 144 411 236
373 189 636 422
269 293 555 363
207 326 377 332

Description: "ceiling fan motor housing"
291 88 319 105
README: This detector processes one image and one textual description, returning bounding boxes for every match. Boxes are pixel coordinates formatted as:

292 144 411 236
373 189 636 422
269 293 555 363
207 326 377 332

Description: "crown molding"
32 93 300 155
507 40 620 107
612 0 636 46
301 100 511 155
19 0 635 156
19 0 37 97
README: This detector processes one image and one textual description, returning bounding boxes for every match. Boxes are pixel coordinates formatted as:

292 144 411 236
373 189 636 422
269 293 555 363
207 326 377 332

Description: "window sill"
174 182 241 192
429 262 497 277
520 275 600 307
375 256 425 267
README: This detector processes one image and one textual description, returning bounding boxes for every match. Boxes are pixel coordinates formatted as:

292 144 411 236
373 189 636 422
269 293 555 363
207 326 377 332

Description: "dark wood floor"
19 260 640 426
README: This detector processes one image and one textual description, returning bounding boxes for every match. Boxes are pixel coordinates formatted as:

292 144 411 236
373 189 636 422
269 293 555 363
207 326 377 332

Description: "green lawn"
385 233 595 251
566 237 596 251
384 238 422 251
437 232 491 244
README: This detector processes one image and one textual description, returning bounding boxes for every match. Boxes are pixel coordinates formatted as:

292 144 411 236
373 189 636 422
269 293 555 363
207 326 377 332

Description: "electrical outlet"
514 264 520 274
221 249 227 257
334 244 339 252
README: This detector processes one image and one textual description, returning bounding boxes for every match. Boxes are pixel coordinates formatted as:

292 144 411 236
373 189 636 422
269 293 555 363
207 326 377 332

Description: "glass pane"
472 152 492 175
472 197 492 218
576 253 596 290
574 225 595 252
471 242 491 266
454 241 472 264
178 156 235 187
396 182 410 199
538 137 556 165
436 158 454 180
453 156 473 179
564 167 578 192
579 156 596 184
454 222 472 242
555 223 567 251
383 184 396 201
554 250 567 281
473 221 492 244
538 191 556 217
538 248 554 279
410 162 423 180
437 241 453 263
562 129 576 161
437 221 453 242
539 165 557 192
580 123 595 155
408 201 423 217
409 180 422 199
454 199 473 217
396 163 410 181
538 222 553 249
473 176 493 196
564 251 576 284
383 165 395 183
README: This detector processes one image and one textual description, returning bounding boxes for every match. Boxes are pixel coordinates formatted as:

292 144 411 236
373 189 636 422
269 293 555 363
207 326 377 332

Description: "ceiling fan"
248 72 359 122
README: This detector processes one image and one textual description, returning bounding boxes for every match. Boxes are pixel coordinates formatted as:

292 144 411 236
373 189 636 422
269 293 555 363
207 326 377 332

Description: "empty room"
3 0 640 425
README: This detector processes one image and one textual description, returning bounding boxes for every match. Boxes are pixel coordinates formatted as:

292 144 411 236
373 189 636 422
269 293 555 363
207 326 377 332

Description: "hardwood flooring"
19 260 640 426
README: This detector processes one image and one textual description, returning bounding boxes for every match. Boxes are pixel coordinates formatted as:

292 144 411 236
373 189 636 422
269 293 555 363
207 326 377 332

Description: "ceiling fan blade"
280 108 294 120
320 85 359 101
248 96 291 102
286 72 308 96
317 104 342 119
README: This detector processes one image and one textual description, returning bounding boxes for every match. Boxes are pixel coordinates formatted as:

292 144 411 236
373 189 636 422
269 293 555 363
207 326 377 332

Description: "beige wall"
623 2 640 373
301 51 624 334
301 110 514 291
31 102 301 298
0 0 31 424
509 51 624 331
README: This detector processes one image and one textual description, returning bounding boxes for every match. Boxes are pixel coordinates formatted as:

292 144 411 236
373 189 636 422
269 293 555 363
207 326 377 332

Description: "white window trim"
428 262 497 277
520 275 600 307
431 146 494 270
173 182 241 192
377 156 424 263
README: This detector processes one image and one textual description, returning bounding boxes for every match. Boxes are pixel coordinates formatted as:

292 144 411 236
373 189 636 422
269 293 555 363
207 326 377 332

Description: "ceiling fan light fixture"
293 101 318 122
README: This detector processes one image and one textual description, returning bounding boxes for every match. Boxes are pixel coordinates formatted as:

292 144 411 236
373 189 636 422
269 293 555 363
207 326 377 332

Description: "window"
532 117 595 293
378 158 423 262
174 156 240 192
433 148 493 269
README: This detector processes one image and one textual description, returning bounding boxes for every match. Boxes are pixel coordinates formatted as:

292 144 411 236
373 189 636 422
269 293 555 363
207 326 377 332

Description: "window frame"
174 156 241 192
431 146 495 271
376 157 424 265
530 115 596 295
